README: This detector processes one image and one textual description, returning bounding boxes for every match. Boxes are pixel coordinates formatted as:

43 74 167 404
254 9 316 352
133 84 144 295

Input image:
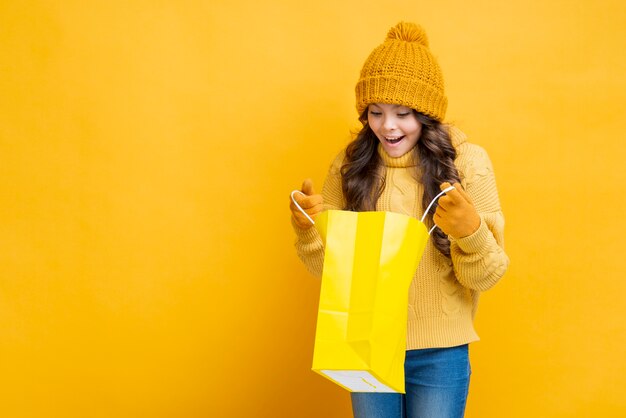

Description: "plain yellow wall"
1 1 625 417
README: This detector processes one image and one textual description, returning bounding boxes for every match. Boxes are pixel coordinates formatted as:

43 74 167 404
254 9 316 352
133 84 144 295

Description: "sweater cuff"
291 216 320 243
451 216 489 254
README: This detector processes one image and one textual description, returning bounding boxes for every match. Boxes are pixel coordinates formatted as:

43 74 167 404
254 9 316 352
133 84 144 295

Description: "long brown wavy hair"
340 108 460 257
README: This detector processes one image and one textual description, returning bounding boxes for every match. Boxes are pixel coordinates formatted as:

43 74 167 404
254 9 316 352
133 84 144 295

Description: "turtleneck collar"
375 125 466 168
377 143 418 168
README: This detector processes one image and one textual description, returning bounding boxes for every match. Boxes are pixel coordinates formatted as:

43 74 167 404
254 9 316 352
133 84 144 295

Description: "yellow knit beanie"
355 22 447 122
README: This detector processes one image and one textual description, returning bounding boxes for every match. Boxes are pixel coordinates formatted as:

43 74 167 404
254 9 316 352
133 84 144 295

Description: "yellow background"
1 1 624 417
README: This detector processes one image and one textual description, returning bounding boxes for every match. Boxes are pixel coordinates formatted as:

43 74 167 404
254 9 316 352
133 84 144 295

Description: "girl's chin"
386 150 407 158
382 143 411 157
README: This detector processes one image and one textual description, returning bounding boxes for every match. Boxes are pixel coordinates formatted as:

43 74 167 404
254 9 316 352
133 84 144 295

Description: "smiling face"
367 103 422 158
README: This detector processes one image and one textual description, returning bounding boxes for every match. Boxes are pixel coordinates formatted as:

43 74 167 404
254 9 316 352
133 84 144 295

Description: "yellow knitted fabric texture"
292 127 509 349
355 22 447 121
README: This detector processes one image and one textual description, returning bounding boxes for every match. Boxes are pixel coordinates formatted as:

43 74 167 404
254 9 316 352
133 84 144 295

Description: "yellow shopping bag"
291 186 454 393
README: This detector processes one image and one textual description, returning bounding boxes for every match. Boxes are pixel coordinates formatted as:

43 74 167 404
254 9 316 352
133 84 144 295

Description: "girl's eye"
397 112 410 117
369 111 382 116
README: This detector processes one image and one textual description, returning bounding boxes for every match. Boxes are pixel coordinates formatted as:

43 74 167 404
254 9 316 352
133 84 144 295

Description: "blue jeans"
351 345 471 418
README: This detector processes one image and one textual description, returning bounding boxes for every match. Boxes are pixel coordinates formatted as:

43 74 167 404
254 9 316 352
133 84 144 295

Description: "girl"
290 22 509 418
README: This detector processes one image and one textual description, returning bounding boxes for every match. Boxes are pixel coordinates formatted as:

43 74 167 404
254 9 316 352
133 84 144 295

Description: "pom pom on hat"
386 21 429 47
355 22 447 121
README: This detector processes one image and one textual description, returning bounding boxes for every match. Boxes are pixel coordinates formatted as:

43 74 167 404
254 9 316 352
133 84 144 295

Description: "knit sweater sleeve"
449 143 510 291
291 151 345 278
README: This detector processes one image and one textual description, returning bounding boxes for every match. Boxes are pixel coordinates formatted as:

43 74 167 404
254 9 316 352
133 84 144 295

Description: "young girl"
290 22 509 418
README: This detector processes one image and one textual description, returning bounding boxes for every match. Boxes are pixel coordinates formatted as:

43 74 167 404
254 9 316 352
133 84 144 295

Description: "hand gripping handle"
290 184 456 234
290 190 315 225
421 185 455 235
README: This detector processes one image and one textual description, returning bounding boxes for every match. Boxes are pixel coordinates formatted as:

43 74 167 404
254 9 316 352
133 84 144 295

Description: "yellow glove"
290 179 324 230
433 182 481 239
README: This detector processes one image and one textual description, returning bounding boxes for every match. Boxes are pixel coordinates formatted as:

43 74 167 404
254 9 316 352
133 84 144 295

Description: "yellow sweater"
292 126 509 349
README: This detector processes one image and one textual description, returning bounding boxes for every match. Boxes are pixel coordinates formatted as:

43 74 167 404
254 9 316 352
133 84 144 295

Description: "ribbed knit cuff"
451 216 489 254
290 216 320 243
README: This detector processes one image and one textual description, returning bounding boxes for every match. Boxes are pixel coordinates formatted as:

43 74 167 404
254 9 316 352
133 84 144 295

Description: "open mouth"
385 136 405 144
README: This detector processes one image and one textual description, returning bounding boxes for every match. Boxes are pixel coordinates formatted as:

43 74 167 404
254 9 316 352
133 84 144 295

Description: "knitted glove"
434 182 481 239
290 179 324 230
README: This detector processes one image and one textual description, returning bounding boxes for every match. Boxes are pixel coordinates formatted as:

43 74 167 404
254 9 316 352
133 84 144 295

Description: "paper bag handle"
290 185 456 233
422 185 455 235
290 190 316 225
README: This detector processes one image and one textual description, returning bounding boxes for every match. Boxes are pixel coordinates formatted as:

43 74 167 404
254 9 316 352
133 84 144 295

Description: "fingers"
436 195 451 212
433 208 442 223
301 179 316 196
436 182 454 211
293 192 323 209
439 182 470 205
434 181 480 238
290 200 323 215
292 213 314 229
290 179 323 228
291 199 323 229
432 207 447 235
452 182 473 204
291 178 322 210
440 184 463 204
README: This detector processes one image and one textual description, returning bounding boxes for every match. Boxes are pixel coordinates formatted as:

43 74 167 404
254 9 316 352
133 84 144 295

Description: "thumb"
301 178 316 196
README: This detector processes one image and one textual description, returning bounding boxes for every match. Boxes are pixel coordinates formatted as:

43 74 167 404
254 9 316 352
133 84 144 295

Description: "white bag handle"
422 185 455 235
289 185 455 235
290 190 316 225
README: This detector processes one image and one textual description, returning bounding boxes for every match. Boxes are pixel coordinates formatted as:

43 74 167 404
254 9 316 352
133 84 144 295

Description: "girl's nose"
383 116 397 130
